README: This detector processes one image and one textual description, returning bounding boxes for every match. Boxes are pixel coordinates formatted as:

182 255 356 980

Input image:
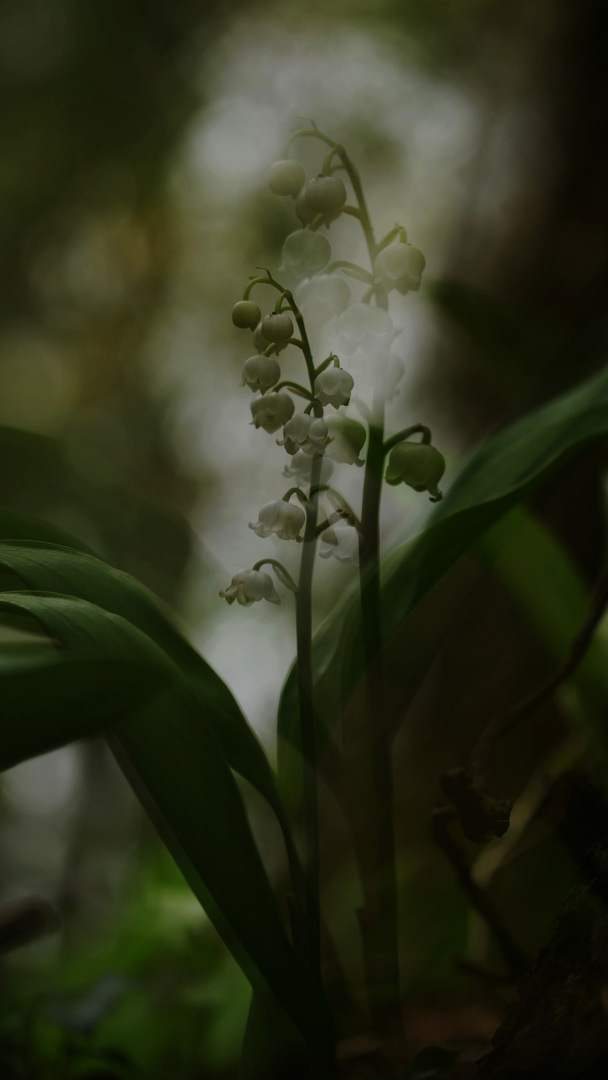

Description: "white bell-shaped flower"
318 522 362 564
219 569 280 606
249 500 306 540
250 393 295 434
294 275 351 327
328 303 398 403
283 450 334 485
242 355 280 393
314 368 354 409
334 303 394 363
277 414 328 456
374 243 425 295
281 229 331 278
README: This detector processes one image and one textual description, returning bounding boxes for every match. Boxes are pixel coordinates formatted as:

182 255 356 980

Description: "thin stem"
243 273 284 300
285 127 336 155
314 355 337 378
296 453 324 980
377 225 407 254
326 260 374 283
284 293 317 388
283 486 309 503
432 807 530 979
358 386 402 1032
335 147 378 257
383 424 432 455
274 380 313 400
471 566 608 786
252 558 298 594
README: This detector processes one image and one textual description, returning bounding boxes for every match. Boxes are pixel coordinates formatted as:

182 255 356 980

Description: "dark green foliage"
0 547 333 1063
278 363 608 784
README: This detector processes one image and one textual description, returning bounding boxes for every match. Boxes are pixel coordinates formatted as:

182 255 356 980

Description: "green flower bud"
261 312 294 344
385 442 445 499
295 191 317 226
232 300 262 329
324 416 366 465
305 174 347 216
268 159 306 198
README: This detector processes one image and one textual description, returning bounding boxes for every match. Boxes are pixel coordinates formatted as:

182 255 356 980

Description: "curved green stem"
377 225 407 254
383 424 431 455
314 354 339 378
282 293 316 388
335 148 378 258
243 273 284 301
274 380 313 400
326 260 374 283
283 486 308 504
287 337 306 352
252 558 298 594
285 127 336 155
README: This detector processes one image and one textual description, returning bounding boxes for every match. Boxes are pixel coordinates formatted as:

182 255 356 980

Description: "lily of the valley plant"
222 121 444 1075
2 117 606 1080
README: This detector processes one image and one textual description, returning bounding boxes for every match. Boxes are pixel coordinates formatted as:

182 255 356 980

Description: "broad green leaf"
278 363 608 773
0 541 281 817
0 510 91 551
0 647 166 771
477 507 608 679
0 591 333 1060
112 684 334 1062
477 506 608 760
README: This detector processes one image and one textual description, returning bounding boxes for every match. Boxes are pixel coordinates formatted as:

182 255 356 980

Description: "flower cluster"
221 128 444 606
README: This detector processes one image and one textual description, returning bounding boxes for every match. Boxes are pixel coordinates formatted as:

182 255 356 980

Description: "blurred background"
0 0 607 1075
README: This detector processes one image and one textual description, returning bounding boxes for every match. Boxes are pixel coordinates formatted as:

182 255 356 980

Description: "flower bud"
295 191 317 226
305 175 347 216
374 243 426 295
324 416 366 465
232 300 262 329
314 367 354 409
249 500 305 540
250 393 295 433
318 522 361 564
385 442 445 499
242 355 281 393
268 159 306 198
220 569 280 606
261 312 294 344
278 414 328 456
281 229 331 278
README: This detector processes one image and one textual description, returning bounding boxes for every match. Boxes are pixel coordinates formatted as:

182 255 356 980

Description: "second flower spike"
249 500 306 540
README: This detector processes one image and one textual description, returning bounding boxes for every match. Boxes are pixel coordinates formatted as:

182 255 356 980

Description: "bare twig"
471 566 608 786
432 806 531 979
